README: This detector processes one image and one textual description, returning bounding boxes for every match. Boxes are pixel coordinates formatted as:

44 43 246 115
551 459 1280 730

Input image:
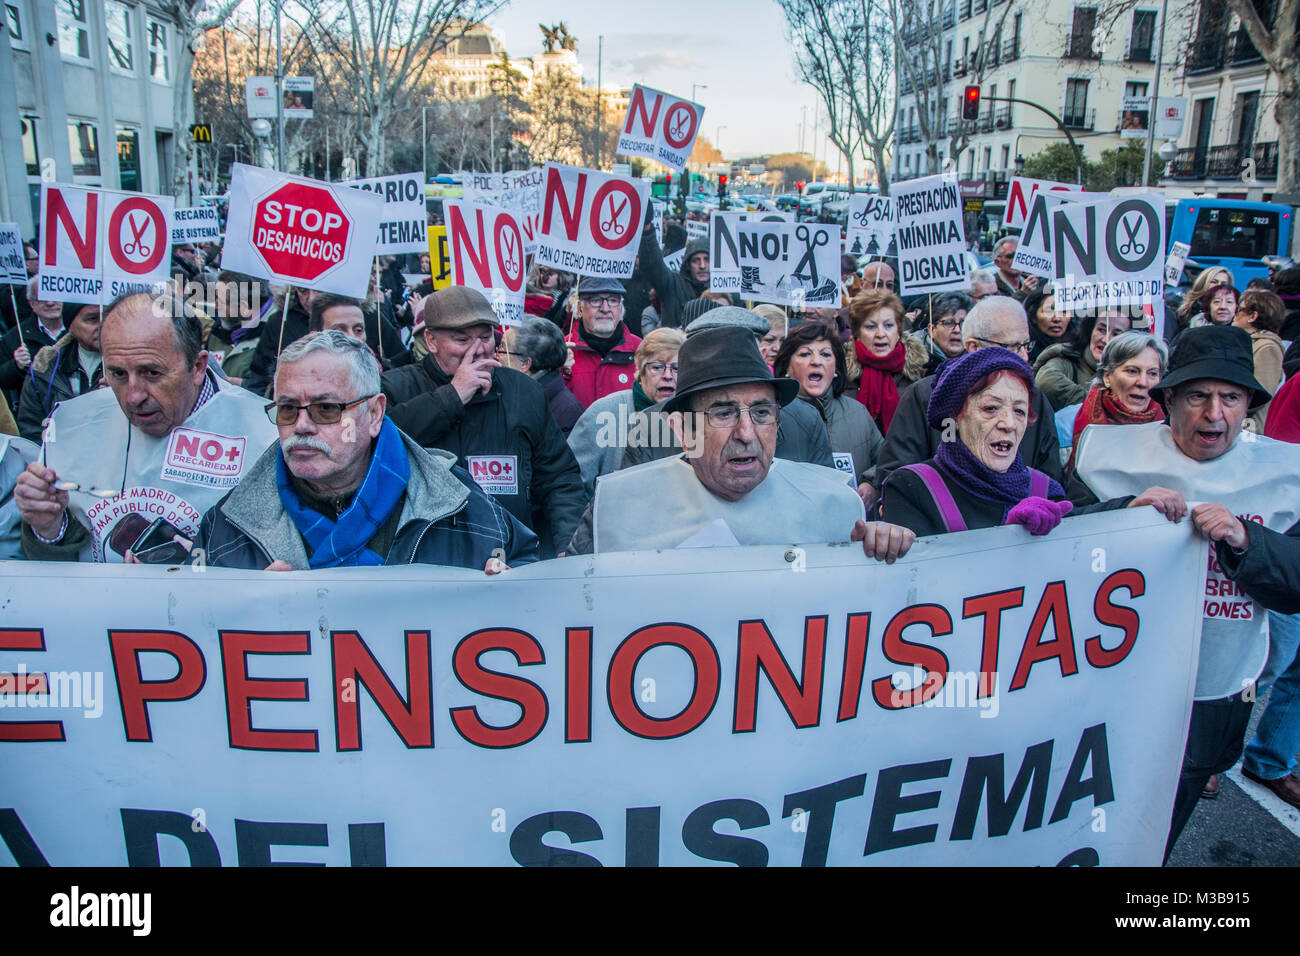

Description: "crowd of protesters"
1 203 1299 864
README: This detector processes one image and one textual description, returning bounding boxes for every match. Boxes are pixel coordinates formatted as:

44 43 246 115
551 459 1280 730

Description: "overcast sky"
483 0 842 162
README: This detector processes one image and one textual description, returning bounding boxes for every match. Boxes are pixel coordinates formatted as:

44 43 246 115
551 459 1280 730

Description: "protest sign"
652 201 664 242
1012 190 1107 278
0 510 1202 865
345 173 428 254
736 220 841 307
1120 96 1150 140
686 219 708 241
0 222 26 284
37 183 174 304
428 225 452 291
846 194 894 258
1003 177 1084 232
444 199 526 326
169 206 222 245
1051 193 1166 312
663 247 685 272
616 84 705 172
460 168 545 255
893 174 968 296
537 163 648 279
222 164 384 297
1165 240 1192 287
710 210 795 293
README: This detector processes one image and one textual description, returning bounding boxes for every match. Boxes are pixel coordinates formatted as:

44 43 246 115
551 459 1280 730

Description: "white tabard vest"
593 455 866 553
42 377 279 562
1076 422 1300 700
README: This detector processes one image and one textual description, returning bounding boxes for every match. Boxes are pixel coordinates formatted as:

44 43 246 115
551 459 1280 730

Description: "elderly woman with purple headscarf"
880 348 1177 537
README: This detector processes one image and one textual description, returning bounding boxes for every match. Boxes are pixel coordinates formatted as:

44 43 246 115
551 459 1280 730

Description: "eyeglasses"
581 295 623 308
933 318 962 329
266 395 376 426
972 336 1032 356
495 347 521 358
700 402 781 428
51 479 121 499
643 361 678 375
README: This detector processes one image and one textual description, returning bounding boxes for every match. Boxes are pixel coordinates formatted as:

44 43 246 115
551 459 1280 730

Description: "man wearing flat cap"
1070 324 1300 857
563 276 641 408
567 324 916 563
381 286 586 556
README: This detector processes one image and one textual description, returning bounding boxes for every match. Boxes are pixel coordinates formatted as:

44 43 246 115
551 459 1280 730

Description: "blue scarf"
275 418 410 568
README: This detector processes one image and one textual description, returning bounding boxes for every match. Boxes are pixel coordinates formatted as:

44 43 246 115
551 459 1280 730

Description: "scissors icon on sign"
601 196 629 237
123 213 152 257
1118 215 1146 256
795 224 829 250
793 225 830 285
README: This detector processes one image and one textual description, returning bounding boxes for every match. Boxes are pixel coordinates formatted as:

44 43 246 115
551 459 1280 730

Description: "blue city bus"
1167 198 1293 290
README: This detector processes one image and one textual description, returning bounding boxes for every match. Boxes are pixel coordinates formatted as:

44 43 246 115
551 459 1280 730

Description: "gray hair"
969 267 999 290
512 316 567 372
276 330 380 399
962 295 1027 343
105 290 204 364
992 236 1018 258
1093 330 1169 387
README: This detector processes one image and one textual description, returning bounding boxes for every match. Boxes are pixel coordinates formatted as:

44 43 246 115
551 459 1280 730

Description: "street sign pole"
1142 0 1170 187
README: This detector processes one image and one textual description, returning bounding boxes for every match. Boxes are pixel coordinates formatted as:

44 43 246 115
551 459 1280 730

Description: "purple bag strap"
900 463 967 533
1029 468 1049 500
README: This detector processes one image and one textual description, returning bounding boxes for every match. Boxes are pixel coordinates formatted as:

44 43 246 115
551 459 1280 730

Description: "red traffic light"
962 85 981 121
796 180 805 192
719 174 727 186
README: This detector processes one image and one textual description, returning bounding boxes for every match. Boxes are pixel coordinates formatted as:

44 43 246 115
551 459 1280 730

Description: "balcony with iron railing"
959 0 971 18
973 0 987 12
994 107 1012 130
978 112 995 133
943 7 955 28
1186 30 1226 73
1061 107 1095 130
1125 42 1154 63
1228 27 1264 64
1064 32 1100 59
952 56 968 77
1168 141 1278 180
1003 37 1019 61
898 125 921 145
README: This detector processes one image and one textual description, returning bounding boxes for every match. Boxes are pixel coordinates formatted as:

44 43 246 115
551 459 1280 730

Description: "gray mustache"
282 435 333 457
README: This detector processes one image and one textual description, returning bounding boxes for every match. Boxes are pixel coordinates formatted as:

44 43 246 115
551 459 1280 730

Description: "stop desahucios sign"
251 181 352 283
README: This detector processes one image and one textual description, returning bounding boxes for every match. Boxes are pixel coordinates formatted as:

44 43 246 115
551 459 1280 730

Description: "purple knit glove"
1004 497 1074 536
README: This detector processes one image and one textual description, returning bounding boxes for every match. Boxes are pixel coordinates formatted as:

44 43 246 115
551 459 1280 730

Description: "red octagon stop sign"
251 181 352 283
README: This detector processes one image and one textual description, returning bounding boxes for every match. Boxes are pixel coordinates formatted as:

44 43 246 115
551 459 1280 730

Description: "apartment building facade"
0 0 190 236
1162 0 1285 200
892 0 1183 197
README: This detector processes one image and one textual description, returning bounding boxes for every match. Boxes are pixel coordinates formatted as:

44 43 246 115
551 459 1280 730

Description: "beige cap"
421 286 500 330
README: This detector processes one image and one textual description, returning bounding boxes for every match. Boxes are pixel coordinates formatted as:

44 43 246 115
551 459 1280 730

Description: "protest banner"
1051 193 1166 313
0 222 25 284
443 199 526 326
1003 177 1084 232
1012 190 1107 278
616 84 705 172
428 226 452 291
710 210 796 293
222 163 384 297
847 194 894 258
663 247 685 272
460 168 545 255
736 220 840 307
0 510 1203 865
652 201 664 242
37 183 174 305
686 219 708 242
1120 96 1150 140
345 173 428 254
1165 240 1192 288
169 206 222 245
893 174 968 296
537 163 648 279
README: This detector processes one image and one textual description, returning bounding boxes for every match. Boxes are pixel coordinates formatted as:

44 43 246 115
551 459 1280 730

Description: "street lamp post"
421 105 437 183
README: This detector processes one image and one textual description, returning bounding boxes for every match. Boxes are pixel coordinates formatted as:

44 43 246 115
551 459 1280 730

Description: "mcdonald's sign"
190 124 212 143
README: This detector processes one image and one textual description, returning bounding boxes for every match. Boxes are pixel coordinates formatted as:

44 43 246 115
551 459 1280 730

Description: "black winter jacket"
193 434 540 570
17 333 103 442
0 315 62 394
381 354 586 552
1218 518 1300 615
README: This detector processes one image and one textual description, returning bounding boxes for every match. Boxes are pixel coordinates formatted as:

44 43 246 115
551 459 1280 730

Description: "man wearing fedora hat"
566 324 916 562
1070 323 1300 857
563 277 641 409
381 286 586 557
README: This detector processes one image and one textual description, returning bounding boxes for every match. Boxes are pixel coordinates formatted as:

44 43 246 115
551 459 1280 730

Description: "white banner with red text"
0 509 1202 866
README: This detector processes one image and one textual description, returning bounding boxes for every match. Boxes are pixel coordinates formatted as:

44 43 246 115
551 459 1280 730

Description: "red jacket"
1265 374 1300 443
564 323 641 409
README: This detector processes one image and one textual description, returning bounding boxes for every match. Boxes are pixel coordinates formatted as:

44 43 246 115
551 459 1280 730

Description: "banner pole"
8 287 27 352
374 257 385 363
274 287 291 365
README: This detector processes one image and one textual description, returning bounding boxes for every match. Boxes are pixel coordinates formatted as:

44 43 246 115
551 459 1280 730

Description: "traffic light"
718 174 728 204
665 172 672 194
796 180 805 193
962 85 981 121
